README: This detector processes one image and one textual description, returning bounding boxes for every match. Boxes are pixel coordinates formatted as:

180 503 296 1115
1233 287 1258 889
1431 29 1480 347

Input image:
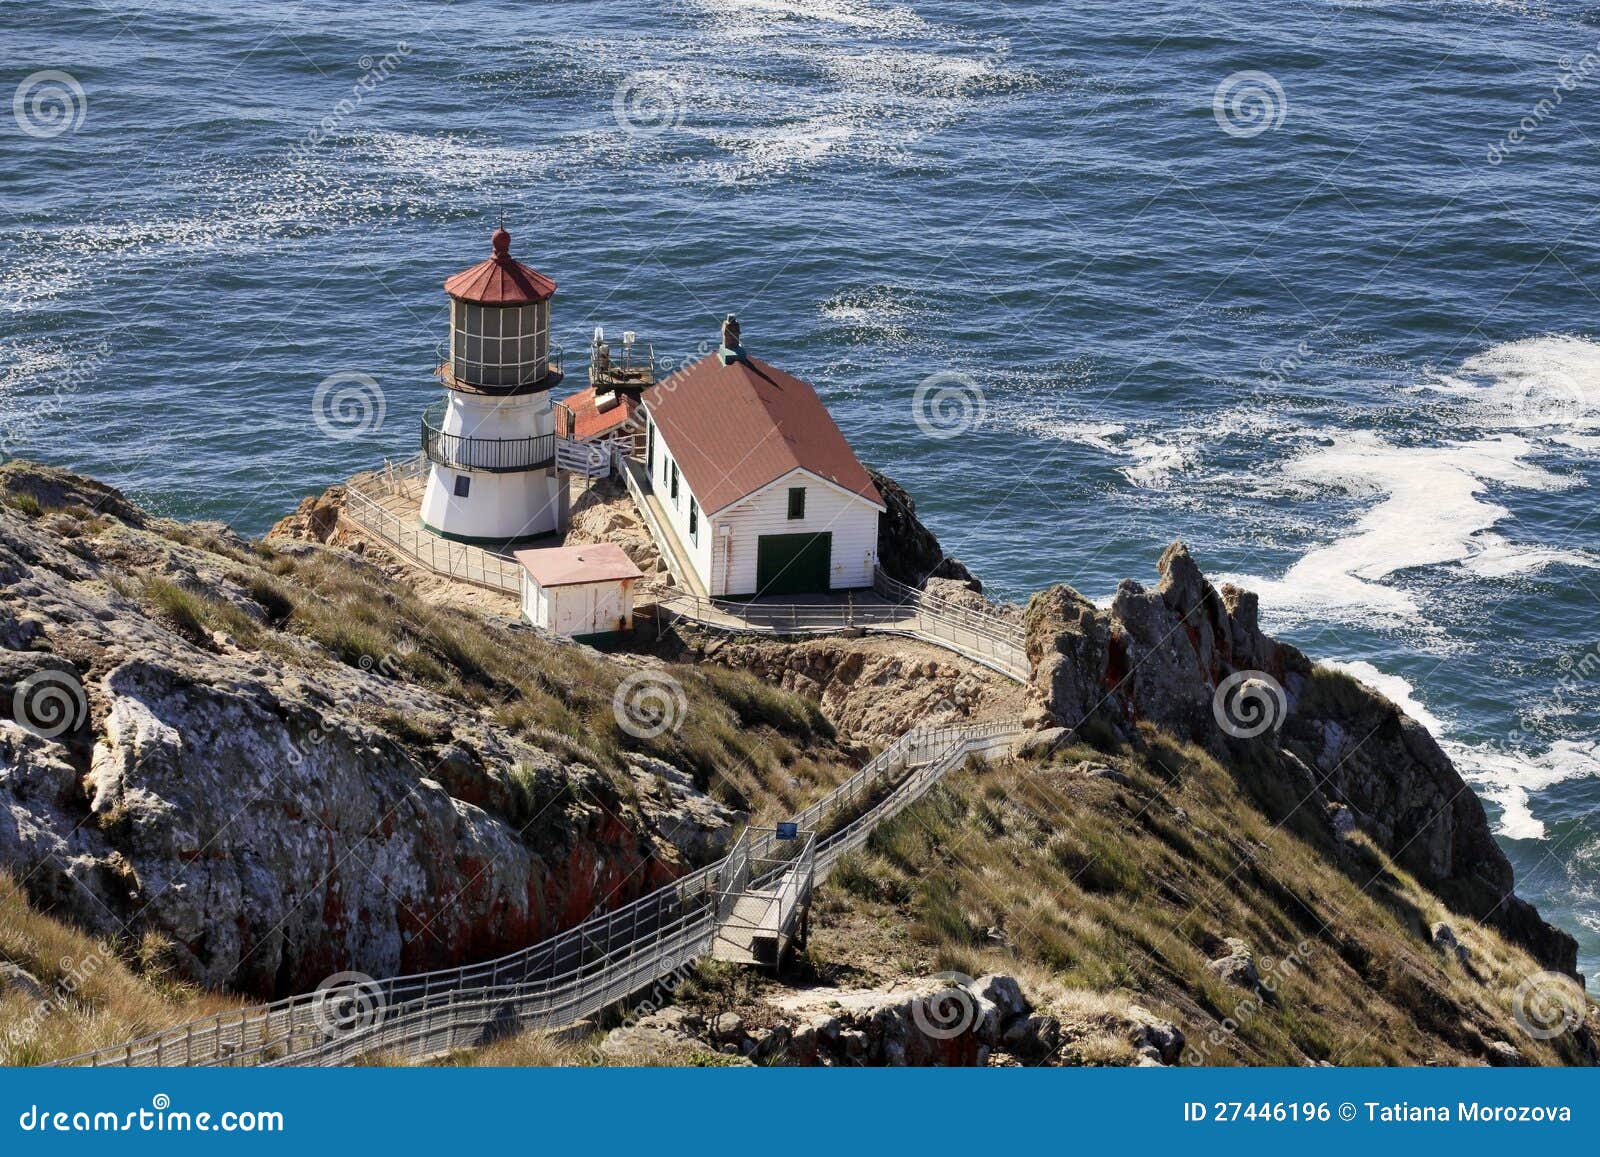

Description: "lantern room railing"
420 402 556 473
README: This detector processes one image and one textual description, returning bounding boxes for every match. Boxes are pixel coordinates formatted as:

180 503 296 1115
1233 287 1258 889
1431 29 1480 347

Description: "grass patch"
0 875 237 1065
140 577 261 648
811 726 1598 1067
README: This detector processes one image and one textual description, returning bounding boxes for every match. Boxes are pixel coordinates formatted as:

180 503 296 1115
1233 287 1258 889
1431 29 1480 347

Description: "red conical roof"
442 228 557 305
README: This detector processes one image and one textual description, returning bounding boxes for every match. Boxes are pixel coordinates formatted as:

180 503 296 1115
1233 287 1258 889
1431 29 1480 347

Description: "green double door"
755 532 832 597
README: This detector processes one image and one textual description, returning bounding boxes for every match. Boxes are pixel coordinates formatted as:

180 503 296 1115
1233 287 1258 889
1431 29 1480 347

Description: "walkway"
619 455 706 597
342 454 1028 682
60 719 1024 1067
341 460 525 594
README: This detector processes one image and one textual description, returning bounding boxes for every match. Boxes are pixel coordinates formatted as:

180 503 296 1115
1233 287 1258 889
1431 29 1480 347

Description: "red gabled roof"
563 386 643 440
644 352 883 516
514 542 642 587
443 228 557 305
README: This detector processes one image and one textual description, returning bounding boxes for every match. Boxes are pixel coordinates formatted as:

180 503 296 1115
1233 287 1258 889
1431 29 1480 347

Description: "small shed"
514 542 642 641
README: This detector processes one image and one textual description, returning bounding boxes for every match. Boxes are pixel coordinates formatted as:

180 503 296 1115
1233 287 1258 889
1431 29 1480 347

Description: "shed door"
755 532 832 597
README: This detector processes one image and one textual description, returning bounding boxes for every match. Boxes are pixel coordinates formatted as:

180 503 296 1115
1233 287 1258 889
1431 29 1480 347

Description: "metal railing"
58 718 1023 1068
340 459 523 595
588 338 657 388
619 454 692 591
653 579 1029 683
443 345 565 393
710 829 816 967
420 402 556 474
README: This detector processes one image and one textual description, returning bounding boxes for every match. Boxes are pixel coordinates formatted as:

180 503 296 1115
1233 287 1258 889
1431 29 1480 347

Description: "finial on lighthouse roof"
443 224 557 305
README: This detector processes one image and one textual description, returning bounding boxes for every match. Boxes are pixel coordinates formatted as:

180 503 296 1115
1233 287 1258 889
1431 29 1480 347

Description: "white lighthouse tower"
419 227 566 544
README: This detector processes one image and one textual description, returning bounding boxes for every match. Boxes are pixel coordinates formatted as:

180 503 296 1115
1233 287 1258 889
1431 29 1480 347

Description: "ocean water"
3 0 1598 986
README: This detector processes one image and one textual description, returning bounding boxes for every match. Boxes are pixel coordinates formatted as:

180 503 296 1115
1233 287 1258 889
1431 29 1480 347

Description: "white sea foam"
1447 740 1600 842
1013 404 1323 491
693 0 937 37
1222 431 1590 624
1429 334 1600 433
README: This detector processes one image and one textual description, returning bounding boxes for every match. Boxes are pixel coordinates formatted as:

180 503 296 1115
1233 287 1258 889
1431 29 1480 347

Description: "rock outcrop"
0 463 738 996
1023 541 1579 977
656 630 1027 744
608 973 1054 1066
869 469 978 590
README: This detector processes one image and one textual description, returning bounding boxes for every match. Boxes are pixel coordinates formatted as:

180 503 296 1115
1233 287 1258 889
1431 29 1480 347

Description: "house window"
646 421 655 473
670 462 679 505
787 487 805 520
688 497 698 545
453 475 471 498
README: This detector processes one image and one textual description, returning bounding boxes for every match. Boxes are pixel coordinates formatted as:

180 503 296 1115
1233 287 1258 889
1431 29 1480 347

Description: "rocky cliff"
0 459 1587 1067
1023 543 1579 977
0 463 848 997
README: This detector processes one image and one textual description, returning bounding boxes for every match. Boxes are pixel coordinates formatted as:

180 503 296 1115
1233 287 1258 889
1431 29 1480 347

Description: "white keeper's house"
640 318 885 598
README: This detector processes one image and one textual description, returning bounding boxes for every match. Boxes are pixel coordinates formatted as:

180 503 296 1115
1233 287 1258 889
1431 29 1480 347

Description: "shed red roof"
514 542 642 587
644 352 883 516
443 228 557 305
563 386 643 440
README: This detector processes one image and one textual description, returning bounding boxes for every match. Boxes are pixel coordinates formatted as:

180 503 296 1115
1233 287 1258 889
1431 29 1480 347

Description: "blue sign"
776 822 798 840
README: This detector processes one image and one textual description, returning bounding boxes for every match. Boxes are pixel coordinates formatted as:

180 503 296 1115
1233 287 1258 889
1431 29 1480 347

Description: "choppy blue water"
4 0 1599 987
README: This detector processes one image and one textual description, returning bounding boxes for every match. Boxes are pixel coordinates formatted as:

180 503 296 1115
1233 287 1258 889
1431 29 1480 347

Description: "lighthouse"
419 227 566 544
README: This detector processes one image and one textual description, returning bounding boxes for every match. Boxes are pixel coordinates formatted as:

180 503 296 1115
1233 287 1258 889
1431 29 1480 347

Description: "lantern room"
441 227 560 392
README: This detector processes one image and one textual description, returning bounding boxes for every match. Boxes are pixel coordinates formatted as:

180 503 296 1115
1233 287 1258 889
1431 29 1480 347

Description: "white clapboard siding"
648 444 719 593
711 469 880 596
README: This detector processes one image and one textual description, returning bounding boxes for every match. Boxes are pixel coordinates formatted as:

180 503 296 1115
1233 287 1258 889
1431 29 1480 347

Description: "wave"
1221 430 1591 625
1011 404 1291 489
1448 740 1600 842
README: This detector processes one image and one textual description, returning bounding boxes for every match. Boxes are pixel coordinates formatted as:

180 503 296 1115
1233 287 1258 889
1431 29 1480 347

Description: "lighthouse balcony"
420 403 556 473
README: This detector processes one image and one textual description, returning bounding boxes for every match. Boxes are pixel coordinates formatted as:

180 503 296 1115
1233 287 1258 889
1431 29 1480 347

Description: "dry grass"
430 1029 602 1067
0 875 239 1065
818 728 1598 1067
123 538 863 824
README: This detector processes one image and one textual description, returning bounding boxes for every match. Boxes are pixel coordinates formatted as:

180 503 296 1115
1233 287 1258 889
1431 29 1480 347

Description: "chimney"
718 314 744 365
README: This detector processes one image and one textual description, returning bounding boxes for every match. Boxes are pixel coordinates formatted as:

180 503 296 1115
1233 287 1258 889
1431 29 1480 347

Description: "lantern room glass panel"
452 300 550 389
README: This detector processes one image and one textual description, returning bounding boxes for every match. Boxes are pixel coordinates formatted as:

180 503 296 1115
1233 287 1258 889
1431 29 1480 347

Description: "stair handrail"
57 717 1024 1068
